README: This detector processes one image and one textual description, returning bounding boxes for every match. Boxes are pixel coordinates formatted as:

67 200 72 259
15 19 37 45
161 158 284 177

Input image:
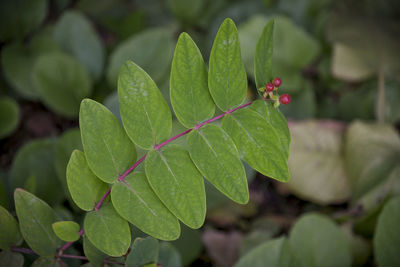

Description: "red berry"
279 94 291 105
265 82 274 92
273 77 282 87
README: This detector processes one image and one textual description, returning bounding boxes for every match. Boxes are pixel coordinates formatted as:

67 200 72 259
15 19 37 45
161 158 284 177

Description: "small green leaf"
158 242 183 267
53 11 105 80
254 20 274 90
289 213 352 267
171 225 202 266
170 32 215 128
374 196 400 267
145 145 206 229
187 124 248 204
126 237 159 267
66 150 109 211
0 97 19 139
31 257 63 267
222 108 289 182
250 100 290 156
83 236 107 267
84 202 131 257
1 34 59 99
235 237 289 267
14 189 63 256
107 27 174 89
10 139 64 204
79 99 137 183
52 221 80 242
209 18 247 111
54 128 83 202
33 52 92 118
0 0 47 40
0 250 24 267
118 61 172 149
111 172 180 240
0 205 21 249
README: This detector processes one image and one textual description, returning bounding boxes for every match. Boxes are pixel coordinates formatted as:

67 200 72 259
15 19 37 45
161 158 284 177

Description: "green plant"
1 18 292 265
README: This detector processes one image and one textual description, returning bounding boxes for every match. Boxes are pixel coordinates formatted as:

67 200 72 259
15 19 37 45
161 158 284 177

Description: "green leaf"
84 202 131 257
14 189 63 256
52 221 80 242
235 237 289 267
54 128 83 202
10 139 64 204
107 27 174 88
208 18 247 111
250 100 290 157
1 37 59 99
145 145 206 229
0 250 24 267
53 11 105 80
31 257 63 267
0 97 19 139
66 150 109 211
289 213 352 267
221 108 289 182
118 61 172 149
158 242 183 267
187 124 248 204
126 237 159 267
33 52 92 118
170 32 215 128
254 20 274 90
286 121 351 205
166 0 206 24
345 122 400 210
0 205 21 249
79 99 137 183
374 197 400 267
83 236 107 267
0 0 47 40
111 172 180 240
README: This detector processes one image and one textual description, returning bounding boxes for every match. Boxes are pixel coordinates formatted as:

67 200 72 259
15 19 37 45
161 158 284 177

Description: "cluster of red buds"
259 77 291 108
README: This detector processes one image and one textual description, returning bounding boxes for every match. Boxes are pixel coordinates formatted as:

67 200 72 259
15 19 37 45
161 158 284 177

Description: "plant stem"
58 228 85 254
57 100 256 256
376 69 385 123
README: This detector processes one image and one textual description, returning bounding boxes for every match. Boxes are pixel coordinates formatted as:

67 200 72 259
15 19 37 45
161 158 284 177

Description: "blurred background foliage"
0 0 399 266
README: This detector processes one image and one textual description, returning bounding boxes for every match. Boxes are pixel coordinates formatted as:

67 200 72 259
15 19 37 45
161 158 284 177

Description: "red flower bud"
265 82 274 92
273 77 282 87
279 94 291 105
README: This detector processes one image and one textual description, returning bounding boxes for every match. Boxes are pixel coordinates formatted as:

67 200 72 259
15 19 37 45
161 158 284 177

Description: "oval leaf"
10 139 64 204
14 189 63 256
287 121 351 205
289 213 352 267
250 100 290 156
208 18 247 111
158 242 183 267
0 205 22 250
53 11 104 80
145 145 206 229
0 97 19 139
79 99 137 183
187 124 248 204
374 197 400 267
221 108 289 182
111 172 180 240
126 237 159 267
170 32 215 128
84 202 131 257
118 61 172 149
66 150 109 211
254 20 274 90
52 221 80 242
